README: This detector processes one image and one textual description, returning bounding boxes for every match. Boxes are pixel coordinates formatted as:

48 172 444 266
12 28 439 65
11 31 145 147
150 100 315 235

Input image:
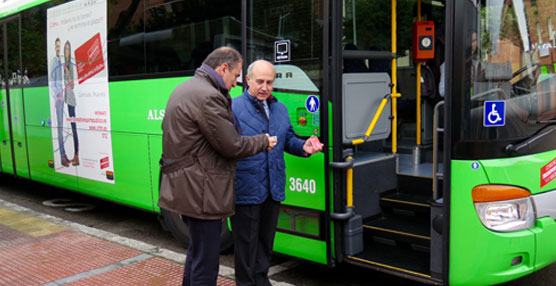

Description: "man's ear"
214 63 228 77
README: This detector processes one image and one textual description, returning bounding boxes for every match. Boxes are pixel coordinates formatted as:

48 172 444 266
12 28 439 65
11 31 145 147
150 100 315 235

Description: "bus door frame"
0 14 29 178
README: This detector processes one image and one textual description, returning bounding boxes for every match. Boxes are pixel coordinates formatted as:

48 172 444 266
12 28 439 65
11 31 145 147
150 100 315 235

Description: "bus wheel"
159 208 233 253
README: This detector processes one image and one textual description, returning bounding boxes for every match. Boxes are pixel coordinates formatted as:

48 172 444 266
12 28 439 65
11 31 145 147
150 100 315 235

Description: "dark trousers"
230 196 280 286
67 105 79 154
181 216 221 286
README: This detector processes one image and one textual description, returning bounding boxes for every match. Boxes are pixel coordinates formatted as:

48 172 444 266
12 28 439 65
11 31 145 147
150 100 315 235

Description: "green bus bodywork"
450 152 556 285
2 76 329 264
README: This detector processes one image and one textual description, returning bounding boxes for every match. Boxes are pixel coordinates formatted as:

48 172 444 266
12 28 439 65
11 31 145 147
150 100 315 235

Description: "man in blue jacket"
231 60 323 286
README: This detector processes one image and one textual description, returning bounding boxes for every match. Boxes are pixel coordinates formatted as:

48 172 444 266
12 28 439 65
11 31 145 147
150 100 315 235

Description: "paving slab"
0 202 237 286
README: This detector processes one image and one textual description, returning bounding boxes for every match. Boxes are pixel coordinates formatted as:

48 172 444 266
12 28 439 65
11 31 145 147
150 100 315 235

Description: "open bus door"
328 0 447 284
0 16 30 178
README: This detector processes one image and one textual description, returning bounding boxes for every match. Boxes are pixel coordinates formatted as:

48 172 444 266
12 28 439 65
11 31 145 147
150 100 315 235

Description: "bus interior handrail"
343 50 396 60
330 156 355 221
432 100 445 201
350 94 392 146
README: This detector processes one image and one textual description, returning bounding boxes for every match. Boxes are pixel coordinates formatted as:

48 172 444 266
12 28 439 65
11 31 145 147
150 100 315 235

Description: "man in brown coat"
159 47 276 286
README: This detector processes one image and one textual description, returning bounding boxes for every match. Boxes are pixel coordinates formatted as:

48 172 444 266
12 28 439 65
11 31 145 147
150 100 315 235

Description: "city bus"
1 0 556 285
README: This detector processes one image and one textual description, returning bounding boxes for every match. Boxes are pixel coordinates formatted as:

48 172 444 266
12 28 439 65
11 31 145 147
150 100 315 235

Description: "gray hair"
247 60 275 78
203 47 243 70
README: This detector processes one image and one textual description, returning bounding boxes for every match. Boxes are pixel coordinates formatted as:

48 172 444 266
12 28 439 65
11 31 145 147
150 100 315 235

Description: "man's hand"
303 136 323 155
266 134 277 150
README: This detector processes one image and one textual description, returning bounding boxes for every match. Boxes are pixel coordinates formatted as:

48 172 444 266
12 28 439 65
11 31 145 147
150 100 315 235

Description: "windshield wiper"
505 125 556 155
537 119 556 124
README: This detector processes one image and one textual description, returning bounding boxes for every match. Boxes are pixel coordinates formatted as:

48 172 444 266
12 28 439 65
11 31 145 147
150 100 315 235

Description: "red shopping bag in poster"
75 33 105 84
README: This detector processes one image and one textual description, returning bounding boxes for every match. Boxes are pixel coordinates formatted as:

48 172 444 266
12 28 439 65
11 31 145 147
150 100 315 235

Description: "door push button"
2 140 6 145
17 142 22 147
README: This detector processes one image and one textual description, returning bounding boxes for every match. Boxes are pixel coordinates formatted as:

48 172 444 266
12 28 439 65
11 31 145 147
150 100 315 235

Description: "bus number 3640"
288 177 316 194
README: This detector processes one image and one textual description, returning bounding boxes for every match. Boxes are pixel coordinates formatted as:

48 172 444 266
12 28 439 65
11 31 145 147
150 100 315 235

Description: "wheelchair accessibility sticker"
484 101 505 127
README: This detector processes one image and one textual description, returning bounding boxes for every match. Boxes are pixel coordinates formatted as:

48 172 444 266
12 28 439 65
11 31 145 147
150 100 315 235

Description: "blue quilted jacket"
232 90 307 205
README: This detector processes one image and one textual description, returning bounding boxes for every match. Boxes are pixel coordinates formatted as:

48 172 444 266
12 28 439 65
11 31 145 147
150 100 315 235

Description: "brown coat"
158 68 268 219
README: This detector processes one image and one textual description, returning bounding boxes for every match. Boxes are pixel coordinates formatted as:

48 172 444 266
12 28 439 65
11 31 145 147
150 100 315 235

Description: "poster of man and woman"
47 0 114 183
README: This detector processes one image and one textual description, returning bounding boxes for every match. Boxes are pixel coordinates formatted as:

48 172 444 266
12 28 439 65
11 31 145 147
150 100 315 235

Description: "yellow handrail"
391 0 399 153
416 63 422 145
351 95 391 146
416 0 422 146
346 156 354 208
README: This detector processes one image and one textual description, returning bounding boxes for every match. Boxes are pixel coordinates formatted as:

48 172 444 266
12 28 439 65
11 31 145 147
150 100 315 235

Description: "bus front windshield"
462 0 556 154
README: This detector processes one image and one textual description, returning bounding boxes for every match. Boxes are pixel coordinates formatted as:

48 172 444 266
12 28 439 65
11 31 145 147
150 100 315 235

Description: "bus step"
363 214 430 246
397 175 437 196
348 236 431 279
380 192 431 214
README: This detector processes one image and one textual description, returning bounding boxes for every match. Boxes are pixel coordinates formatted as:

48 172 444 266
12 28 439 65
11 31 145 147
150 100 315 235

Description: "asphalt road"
0 174 554 286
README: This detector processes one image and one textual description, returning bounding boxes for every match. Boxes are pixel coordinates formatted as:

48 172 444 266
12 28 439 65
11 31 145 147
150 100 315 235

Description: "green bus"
1 0 556 284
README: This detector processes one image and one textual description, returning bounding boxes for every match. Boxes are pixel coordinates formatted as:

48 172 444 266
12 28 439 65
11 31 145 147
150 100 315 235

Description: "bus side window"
108 0 146 77
144 0 241 76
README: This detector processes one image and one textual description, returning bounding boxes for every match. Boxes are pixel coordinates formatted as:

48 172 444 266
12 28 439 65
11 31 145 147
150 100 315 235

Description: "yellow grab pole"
351 96 390 146
365 97 389 137
346 156 354 208
391 0 399 154
416 0 422 146
416 63 422 145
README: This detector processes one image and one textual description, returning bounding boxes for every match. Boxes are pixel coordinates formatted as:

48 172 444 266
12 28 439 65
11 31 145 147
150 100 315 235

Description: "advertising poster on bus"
47 0 114 183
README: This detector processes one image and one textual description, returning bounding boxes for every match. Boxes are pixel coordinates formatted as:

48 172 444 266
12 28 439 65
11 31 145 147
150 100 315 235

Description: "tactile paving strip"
0 207 67 237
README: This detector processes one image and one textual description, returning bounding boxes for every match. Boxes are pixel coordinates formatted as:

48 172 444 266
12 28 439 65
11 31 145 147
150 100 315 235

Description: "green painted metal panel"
273 92 320 137
109 78 184 135
26 125 78 188
480 150 556 194
283 152 325 210
0 89 13 174
532 218 556 270
10 87 30 178
23 86 49 128
75 132 153 211
449 159 539 285
277 211 320 237
274 231 327 264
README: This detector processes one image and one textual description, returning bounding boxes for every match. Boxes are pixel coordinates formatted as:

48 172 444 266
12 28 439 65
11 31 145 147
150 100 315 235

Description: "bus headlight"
474 197 535 232
472 185 536 232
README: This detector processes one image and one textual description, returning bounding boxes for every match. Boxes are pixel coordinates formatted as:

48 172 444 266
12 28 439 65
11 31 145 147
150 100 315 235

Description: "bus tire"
160 208 233 253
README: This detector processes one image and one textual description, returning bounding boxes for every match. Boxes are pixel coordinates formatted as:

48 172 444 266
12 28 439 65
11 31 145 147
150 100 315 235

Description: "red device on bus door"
412 21 435 61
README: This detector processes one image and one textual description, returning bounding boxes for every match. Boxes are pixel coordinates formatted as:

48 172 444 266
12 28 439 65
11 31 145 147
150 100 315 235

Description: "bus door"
329 0 447 284
0 16 30 178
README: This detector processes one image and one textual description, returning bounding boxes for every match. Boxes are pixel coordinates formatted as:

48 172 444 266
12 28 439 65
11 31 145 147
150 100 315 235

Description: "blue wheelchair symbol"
483 101 505 127
306 95 319 113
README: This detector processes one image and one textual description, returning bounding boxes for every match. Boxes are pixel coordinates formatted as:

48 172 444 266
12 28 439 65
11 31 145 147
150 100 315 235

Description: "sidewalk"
0 199 235 286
